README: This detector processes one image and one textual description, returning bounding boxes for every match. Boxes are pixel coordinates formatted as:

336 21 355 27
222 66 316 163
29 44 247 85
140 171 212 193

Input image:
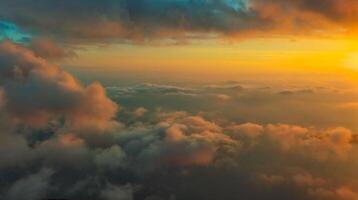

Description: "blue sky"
0 21 32 43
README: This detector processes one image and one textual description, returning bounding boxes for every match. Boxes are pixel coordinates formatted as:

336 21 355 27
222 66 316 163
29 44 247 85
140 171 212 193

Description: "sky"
1 1 358 200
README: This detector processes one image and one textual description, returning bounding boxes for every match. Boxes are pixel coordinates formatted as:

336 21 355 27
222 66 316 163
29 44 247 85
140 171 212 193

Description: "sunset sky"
1 1 358 200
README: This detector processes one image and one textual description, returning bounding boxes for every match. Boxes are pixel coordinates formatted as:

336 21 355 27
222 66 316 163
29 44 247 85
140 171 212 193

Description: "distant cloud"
133 107 148 117
216 94 232 100
107 83 197 97
278 89 315 95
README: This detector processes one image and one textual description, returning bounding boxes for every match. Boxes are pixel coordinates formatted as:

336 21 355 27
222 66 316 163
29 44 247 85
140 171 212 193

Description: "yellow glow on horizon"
63 38 357 74
345 52 358 70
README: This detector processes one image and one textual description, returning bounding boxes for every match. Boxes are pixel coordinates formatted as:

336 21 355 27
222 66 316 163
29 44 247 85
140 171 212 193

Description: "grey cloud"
95 145 128 171
4 168 54 200
0 133 32 169
107 83 196 97
101 184 135 200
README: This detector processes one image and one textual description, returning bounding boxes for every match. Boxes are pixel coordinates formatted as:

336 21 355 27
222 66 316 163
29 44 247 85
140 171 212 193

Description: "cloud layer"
0 0 356 43
0 1 357 199
0 42 357 199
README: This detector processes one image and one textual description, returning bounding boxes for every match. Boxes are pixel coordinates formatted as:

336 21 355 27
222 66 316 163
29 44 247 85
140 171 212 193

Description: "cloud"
278 89 315 95
336 187 358 200
108 83 196 97
215 94 232 101
227 122 264 139
227 123 353 160
0 0 355 43
0 0 248 42
0 133 32 169
292 174 327 187
116 114 240 170
0 40 118 130
132 107 148 117
34 134 92 170
0 109 357 199
4 168 54 200
28 38 76 60
205 83 245 91
100 184 135 200
95 145 127 171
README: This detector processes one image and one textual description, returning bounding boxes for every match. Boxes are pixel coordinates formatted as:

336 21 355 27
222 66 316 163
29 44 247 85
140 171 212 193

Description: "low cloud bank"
0 41 358 200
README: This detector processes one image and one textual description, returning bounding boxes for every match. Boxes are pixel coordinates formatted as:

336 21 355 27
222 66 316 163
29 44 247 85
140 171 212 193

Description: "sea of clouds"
0 40 358 200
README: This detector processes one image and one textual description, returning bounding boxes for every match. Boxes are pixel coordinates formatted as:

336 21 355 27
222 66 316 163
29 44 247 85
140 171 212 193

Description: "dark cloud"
4 168 54 200
0 133 32 169
0 0 355 43
100 184 135 200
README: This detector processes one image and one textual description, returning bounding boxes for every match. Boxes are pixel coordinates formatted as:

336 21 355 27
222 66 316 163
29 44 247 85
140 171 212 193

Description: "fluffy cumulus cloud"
0 0 356 43
118 113 358 200
227 123 353 160
0 40 118 130
120 113 240 170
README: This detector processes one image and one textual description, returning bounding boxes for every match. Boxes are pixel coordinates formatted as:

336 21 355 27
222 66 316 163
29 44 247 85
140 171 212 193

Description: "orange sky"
63 38 358 76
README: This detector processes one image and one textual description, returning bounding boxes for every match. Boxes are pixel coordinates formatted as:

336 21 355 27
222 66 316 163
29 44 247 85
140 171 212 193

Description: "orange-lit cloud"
0 41 118 130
